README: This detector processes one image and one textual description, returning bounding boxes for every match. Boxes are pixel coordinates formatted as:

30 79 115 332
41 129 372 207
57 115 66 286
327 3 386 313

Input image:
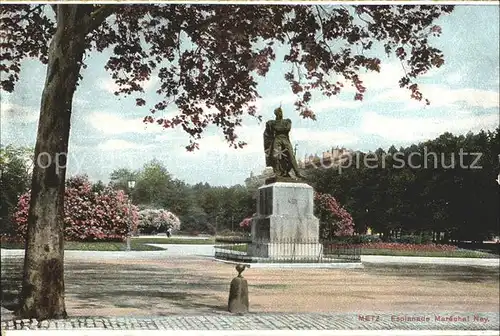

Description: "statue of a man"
263 107 304 178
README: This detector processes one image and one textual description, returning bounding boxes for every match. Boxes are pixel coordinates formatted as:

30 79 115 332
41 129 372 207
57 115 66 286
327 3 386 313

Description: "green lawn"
132 237 216 245
0 240 164 251
0 237 218 251
216 244 248 252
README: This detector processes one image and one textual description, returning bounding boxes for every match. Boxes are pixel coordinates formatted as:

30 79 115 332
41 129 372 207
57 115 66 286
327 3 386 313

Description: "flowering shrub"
390 234 433 245
314 192 355 238
137 208 181 234
12 175 139 242
327 242 458 251
239 216 254 229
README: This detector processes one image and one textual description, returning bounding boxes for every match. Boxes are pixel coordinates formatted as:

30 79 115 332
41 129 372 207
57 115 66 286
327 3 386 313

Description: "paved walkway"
2 247 498 334
1 312 499 333
137 235 212 240
2 247 498 266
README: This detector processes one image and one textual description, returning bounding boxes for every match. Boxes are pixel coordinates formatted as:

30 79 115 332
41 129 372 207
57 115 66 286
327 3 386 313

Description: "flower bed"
327 242 458 252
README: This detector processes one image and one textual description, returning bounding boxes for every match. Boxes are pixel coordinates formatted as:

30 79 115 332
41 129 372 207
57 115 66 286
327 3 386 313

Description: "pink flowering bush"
12 175 139 242
137 208 181 234
239 216 254 229
328 242 458 251
314 192 355 239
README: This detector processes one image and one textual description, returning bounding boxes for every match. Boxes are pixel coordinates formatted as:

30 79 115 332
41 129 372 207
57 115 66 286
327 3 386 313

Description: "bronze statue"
263 107 304 179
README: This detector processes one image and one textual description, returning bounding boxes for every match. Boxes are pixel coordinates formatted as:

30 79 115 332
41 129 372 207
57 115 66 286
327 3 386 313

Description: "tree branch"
315 6 336 56
11 4 44 24
183 14 221 35
84 5 117 34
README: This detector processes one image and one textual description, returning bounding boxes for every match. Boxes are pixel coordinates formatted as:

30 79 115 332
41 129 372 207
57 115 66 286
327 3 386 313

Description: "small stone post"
228 264 249 314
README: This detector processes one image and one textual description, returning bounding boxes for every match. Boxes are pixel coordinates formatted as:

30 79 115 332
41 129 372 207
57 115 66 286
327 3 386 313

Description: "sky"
1 4 499 186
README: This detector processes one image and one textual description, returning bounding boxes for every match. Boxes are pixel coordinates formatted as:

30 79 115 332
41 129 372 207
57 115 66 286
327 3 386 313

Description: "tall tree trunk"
18 5 88 320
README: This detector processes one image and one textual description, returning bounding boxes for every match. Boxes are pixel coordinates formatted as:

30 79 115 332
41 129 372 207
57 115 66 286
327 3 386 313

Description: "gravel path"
2 247 498 266
2 247 498 333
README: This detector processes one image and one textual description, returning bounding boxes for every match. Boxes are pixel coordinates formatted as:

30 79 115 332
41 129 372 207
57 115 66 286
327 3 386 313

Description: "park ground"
2 244 499 318
64 259 499 317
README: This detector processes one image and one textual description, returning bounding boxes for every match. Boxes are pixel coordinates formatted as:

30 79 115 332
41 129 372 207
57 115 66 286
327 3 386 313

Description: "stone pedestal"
249 182 321 259
228 266 249 314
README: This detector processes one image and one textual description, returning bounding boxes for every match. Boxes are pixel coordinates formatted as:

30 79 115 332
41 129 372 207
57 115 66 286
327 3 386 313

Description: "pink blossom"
314 192 355 238
12 175 139 242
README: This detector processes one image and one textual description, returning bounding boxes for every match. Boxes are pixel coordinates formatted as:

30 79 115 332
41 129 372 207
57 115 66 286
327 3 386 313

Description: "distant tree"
109 168 139 194
309 128 499 242
0 145 33 235
91 180 106 193
133 159 173 206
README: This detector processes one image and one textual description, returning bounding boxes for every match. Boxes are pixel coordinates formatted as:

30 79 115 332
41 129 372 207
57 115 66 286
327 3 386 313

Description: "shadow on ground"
2 257 499 316
1 258 230 315
361 263 500 283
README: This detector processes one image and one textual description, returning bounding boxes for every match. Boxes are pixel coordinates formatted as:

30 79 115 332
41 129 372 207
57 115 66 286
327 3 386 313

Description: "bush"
239 216 253 230
359 234 382 243
12 175 139 242
390 234 432 244
314 192 355 239
327 235 380 244
328 236 358 244
390 235 425 245
137 208 181 234
421 233 433 244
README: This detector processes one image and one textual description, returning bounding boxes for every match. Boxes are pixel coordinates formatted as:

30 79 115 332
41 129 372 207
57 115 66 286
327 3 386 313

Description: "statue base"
250 182 320 260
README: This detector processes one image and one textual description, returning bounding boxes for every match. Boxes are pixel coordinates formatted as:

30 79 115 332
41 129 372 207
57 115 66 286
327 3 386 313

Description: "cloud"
358 62 406 90
292 127 359 146
97 139 153 151
309 96 363 112
177 121 359 159
445 71 464 85
0 101 39 124
97 77 157 94
361 111 499 142
375 85 499 109
337 62 429 91
258 93 297 107
321 61 442 96
88 112 164 135
180 125 265 156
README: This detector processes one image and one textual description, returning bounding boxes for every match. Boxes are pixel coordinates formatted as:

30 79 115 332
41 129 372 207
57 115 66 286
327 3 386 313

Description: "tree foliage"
1 4 454 149
0 145 33 235
309 128 500 242
109 168 139 194
109 161 254 234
